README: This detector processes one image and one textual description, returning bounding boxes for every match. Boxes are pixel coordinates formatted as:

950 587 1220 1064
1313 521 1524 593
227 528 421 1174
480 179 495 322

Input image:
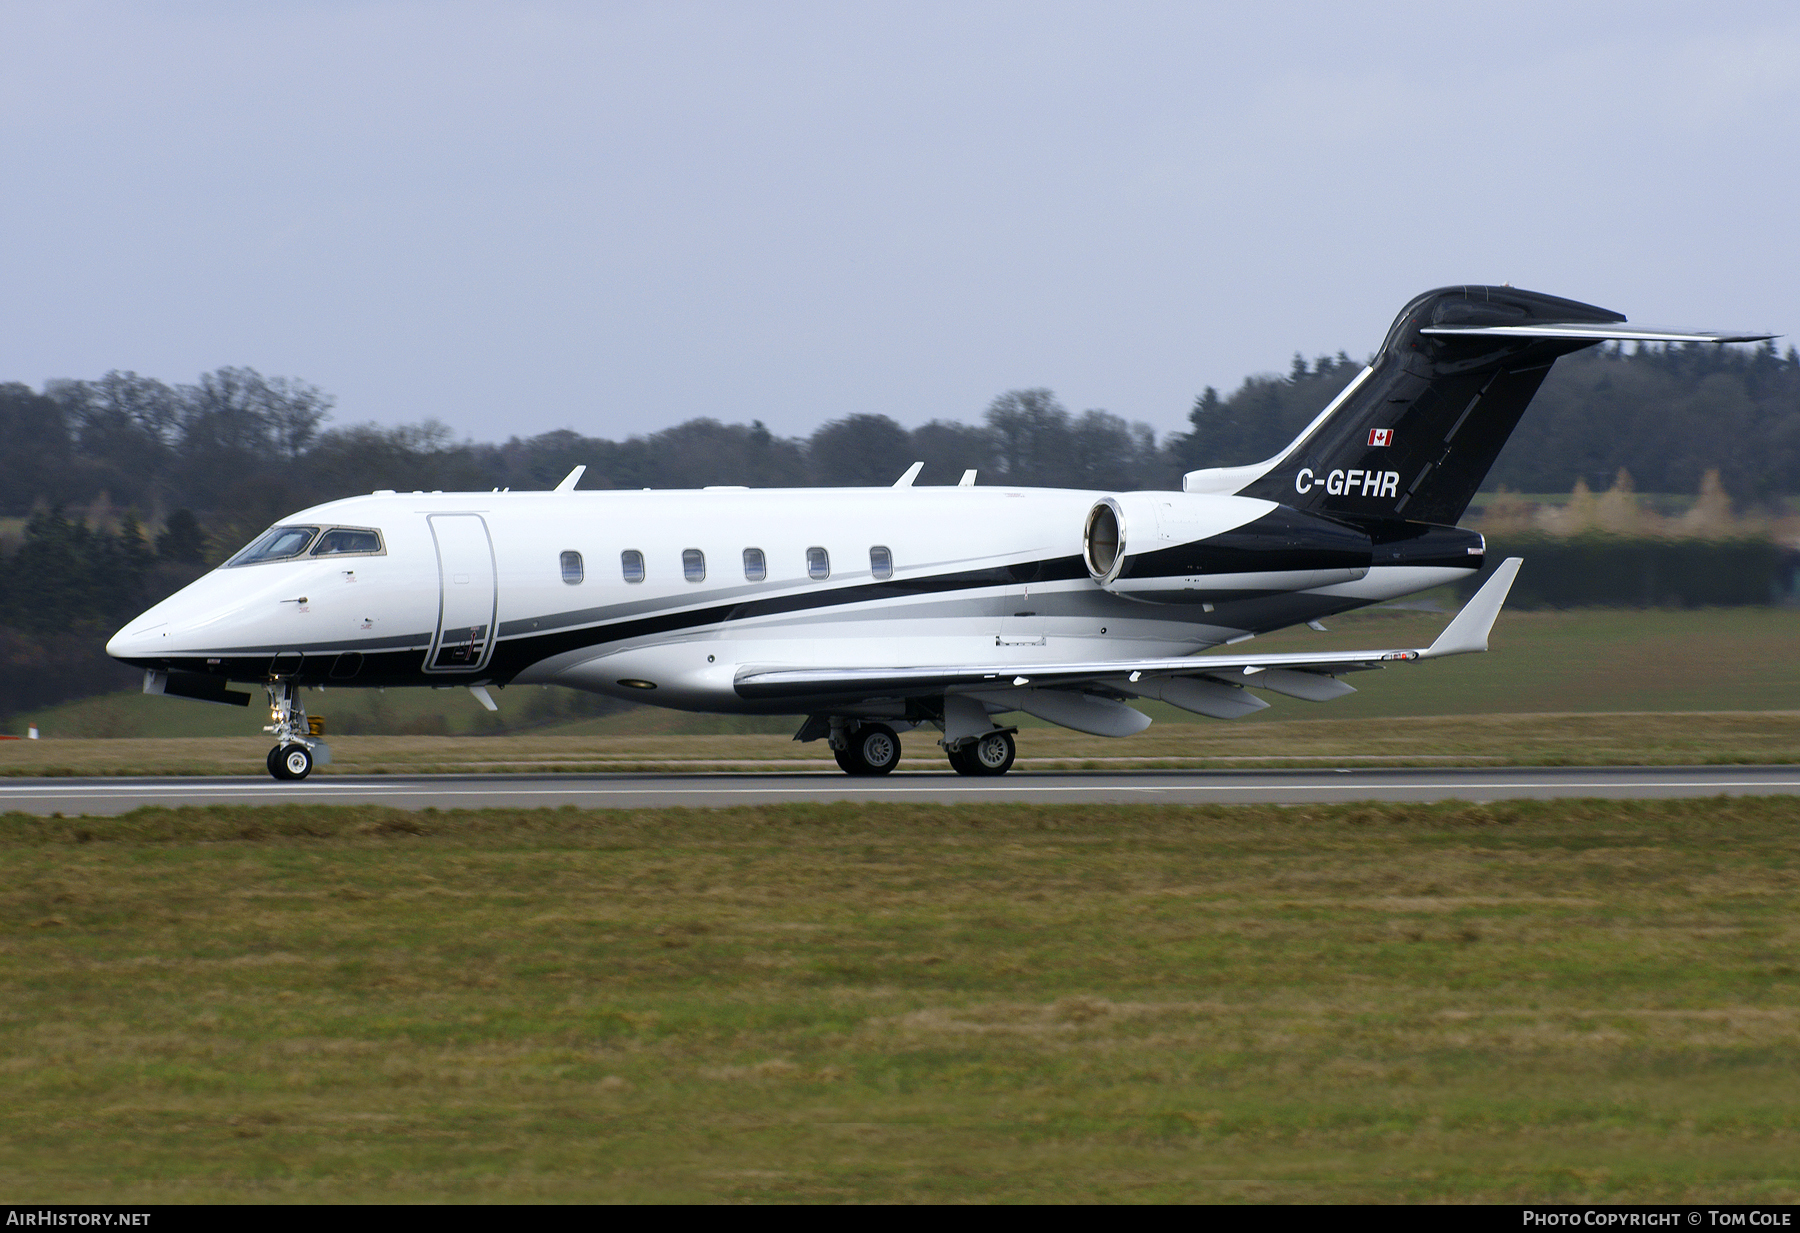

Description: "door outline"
997 560 1047 647
423 513 498 674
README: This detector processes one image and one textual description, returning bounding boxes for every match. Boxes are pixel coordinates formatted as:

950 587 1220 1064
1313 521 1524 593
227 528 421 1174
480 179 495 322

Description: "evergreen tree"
156 509 208 564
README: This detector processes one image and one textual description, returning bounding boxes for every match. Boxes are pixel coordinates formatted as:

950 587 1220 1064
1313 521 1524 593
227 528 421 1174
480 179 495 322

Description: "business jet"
106 286 1771 780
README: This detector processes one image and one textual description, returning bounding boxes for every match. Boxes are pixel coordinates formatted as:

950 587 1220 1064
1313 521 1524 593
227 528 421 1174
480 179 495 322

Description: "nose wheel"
268 744 314 781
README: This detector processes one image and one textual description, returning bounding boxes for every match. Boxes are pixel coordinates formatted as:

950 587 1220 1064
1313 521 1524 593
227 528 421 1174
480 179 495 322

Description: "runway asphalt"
2 766 1798 815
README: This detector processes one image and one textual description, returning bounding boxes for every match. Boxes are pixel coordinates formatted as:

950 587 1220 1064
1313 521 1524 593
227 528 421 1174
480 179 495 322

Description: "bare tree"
807 414 914 486
179 367 333 458
985 388 1073 485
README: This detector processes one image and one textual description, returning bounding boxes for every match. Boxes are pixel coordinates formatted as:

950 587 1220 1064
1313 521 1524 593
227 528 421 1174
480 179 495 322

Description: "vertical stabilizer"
1189 286 1626 525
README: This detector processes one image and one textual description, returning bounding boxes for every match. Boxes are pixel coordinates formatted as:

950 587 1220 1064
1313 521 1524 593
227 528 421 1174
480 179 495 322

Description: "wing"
735 559 1522 703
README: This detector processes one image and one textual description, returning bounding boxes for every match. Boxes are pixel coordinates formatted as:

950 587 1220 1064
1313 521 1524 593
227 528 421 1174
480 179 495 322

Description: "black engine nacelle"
1082 494 1483 601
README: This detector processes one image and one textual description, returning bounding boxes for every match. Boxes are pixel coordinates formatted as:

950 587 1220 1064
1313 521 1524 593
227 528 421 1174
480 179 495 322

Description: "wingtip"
1424 557 1522 657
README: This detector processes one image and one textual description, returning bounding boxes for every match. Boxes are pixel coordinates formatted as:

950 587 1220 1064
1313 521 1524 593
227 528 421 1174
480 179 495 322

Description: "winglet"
893 461 924 488
554 465 586 493
1423 557 1522 657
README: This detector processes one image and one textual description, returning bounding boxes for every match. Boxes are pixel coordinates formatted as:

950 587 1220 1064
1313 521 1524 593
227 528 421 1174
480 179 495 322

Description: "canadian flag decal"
1368 428 1393 447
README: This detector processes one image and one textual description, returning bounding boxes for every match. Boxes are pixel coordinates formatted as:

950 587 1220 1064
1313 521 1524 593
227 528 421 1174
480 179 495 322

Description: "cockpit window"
226 525 320 566
310 528 384 557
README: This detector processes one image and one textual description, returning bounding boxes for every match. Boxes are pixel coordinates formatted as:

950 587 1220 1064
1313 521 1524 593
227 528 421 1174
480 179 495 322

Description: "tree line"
6 341 1796 534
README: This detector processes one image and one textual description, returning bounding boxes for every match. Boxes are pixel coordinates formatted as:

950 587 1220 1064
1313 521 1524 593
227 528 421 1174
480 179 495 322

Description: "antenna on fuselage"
554 465 586 492
892 461 924 488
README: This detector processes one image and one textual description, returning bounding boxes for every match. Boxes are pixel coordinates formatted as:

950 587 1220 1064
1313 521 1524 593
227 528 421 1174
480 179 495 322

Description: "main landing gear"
945 729 1016 777
815 715 1018 778
833 722 902 776
263 681 327 781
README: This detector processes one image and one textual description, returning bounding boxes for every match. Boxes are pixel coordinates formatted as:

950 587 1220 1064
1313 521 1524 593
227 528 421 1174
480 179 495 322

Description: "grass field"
4 605 1793 777
3 711 1800 778
8 607 1799 743
3 798 1798 1202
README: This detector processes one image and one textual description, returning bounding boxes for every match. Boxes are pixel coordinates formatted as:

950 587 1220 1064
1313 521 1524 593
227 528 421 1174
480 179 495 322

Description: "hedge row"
1458 535 1798 608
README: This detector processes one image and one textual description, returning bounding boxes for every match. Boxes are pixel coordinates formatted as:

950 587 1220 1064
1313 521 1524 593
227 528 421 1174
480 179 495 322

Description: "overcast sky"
3 1 1796 445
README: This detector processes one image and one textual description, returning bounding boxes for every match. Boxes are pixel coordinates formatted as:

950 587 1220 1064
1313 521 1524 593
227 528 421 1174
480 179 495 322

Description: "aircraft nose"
106 619 168 662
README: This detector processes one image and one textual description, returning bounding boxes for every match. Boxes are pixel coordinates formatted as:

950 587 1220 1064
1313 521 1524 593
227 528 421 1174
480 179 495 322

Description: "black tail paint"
1232 286 1621 525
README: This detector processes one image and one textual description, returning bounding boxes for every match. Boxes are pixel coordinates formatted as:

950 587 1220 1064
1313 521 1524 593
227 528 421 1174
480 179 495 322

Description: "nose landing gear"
268 743 314 780
263 682 327 781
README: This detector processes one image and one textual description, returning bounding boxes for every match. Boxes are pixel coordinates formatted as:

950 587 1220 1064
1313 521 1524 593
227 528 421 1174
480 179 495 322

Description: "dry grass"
4 710 1799 778
2 797 1799 1201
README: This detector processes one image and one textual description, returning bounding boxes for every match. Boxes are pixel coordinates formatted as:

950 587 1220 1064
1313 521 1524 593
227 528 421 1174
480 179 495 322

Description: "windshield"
226 525 320 566
310 528 383 556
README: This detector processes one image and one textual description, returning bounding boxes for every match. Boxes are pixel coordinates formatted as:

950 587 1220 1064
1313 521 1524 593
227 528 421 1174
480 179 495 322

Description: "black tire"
275 744 313 782
968 730 1016 776
267 746 286 779
852 724 900 776
833 747 860 774
945 743 979 776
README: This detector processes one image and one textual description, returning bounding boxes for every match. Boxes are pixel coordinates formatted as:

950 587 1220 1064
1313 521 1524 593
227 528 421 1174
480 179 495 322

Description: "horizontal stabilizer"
1420 324 1775 344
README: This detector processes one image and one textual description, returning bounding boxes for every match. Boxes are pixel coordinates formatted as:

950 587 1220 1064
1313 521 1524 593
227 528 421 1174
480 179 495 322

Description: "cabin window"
683 548 706 583
743 547 766 581
621 550 645 583
226 525 320 566
310 527 384 557
870 545 893 580
560 550 584 584
807 546 830 580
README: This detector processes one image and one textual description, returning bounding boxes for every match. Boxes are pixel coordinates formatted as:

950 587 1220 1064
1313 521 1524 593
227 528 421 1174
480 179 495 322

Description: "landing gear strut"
263 682 322 782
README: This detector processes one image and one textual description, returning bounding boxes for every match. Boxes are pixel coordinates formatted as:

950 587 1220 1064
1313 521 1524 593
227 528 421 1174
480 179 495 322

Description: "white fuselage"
107 485 1472 715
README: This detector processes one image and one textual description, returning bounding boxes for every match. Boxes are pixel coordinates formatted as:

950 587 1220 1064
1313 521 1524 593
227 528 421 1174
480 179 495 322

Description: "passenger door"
424 514 497 673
